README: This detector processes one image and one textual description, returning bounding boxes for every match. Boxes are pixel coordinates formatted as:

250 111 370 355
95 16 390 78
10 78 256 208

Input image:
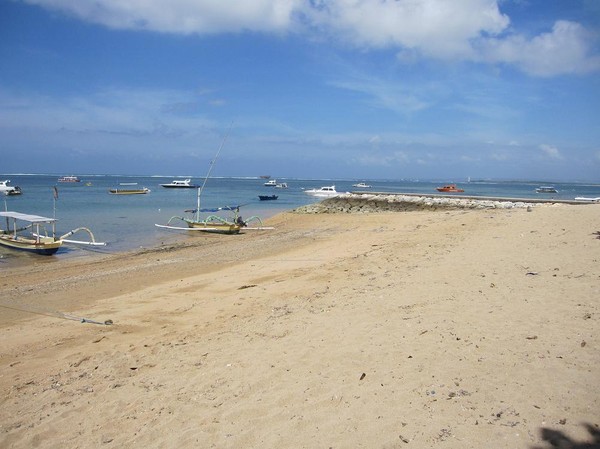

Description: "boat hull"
0 235 62 255
259 195 278 201
184 220 241 234
109 188 150 195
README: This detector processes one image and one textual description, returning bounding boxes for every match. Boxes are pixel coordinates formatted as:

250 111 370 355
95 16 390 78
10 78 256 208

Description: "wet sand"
1 205 599 448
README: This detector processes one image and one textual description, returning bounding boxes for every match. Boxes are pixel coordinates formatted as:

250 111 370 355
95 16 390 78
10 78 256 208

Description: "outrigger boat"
156 127 269 235
0 211 105 255
109 186 150 195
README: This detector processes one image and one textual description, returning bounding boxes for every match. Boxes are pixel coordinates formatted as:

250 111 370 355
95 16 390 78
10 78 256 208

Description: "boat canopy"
0 211 57 223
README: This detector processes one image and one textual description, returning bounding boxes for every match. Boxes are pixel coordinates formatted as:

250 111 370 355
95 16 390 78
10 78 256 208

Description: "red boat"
436 184 464 193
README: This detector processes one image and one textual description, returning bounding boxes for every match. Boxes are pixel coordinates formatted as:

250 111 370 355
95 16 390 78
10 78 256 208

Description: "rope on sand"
0 303 113 326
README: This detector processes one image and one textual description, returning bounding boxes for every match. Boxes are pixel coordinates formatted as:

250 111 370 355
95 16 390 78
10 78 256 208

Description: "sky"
1 0 599 182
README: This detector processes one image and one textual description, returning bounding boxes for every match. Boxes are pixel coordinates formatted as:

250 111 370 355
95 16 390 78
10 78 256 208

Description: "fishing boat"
160 178 198 188
264 179 277 187
0 180 22 196
352 182 371 188
108 186 150 195
436 184 464 193
57 176 81 183
156 127 266 235
0 211 105 255
535 186 558 193
304 185 341 198
259 195 278 201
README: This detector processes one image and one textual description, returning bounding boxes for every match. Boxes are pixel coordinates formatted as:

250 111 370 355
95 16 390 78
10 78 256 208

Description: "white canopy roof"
0 211 56 223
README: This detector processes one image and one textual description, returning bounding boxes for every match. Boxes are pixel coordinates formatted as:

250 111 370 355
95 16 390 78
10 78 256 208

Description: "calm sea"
2 174 599 266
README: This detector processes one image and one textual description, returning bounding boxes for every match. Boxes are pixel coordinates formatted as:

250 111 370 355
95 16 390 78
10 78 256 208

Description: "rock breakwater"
293 193 546 214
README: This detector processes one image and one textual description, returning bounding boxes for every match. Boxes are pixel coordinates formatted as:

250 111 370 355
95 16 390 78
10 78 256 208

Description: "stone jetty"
293 192 561 214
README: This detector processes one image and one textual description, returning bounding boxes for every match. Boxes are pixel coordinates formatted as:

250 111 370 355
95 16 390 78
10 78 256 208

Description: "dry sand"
1 205 599 448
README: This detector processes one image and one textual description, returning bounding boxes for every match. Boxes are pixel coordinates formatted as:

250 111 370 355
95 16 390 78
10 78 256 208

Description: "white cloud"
308 0 509 59
23 0 303 34
476 20 600 76
0 87 214 137
22 0 600 77
539 143 563 160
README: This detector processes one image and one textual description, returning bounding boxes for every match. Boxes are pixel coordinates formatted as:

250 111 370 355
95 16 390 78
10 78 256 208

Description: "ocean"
2 174 599 266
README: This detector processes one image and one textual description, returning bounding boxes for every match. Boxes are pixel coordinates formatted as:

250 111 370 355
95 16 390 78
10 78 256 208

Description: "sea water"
1 174 599 266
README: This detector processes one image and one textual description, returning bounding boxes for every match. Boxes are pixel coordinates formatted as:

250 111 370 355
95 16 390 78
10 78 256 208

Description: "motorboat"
0 180 22 196
304 185 341 198
57 176 81 183
436 184 464 193
574 197 600 202
258 195 278 201
535 186 558 193
160 178 198 188
275 183 288 189
352 182 371 188
264 179 278 187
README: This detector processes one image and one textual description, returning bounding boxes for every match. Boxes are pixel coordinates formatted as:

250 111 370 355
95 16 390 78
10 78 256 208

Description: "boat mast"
195 124 232 222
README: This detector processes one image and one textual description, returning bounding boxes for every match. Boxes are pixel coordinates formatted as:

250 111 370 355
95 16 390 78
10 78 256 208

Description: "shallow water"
1 174 598 267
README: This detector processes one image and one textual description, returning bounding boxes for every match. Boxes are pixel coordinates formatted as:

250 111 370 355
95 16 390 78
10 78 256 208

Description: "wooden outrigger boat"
156 126 269 235
109 187 150 195
0 211 106 255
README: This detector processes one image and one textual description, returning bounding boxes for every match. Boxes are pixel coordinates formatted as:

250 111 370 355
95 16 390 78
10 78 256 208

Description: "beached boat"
259 195 278 201
108 187 150 195
535 186 558 193
264 179 277 187
0 211 105 255
160 178 198 188
0 180 22 196
156 128 267 235
574 196 600 202
304 185 341 198
57 176 81 183
352 182 371 188
436 184 465 193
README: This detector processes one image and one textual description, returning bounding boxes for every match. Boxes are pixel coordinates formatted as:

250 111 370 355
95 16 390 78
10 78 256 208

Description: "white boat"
352 182 371 188
0 180 22 196
264 179 277 186
574 197 600 202
536 186 558 193
160 178 198 188
304 185 341 198
275 182 288 189
0 211 105 255
57 176 81 183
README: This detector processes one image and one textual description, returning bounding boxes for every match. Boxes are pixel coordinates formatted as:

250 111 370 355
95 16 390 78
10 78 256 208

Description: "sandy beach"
1 204 598 448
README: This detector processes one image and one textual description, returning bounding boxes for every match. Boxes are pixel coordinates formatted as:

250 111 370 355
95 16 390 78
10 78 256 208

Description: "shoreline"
1 204 599 448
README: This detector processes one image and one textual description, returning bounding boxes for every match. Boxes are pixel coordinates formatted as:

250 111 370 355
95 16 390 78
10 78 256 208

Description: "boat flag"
53 186 59 200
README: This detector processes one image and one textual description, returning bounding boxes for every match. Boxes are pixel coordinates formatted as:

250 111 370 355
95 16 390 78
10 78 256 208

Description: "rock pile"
293 193 542 214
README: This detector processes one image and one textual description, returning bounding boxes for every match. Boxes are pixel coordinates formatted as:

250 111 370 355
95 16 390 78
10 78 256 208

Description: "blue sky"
1 0 599 181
